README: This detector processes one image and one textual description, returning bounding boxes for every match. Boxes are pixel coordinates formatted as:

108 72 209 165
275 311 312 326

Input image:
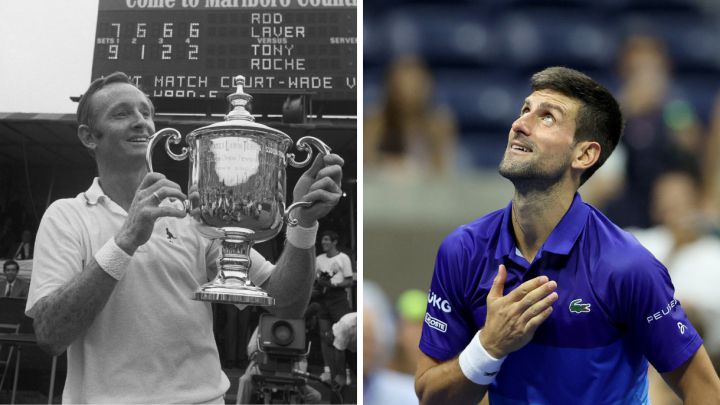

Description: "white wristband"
458 331 506 385
95 238 132 280
285 221 319 249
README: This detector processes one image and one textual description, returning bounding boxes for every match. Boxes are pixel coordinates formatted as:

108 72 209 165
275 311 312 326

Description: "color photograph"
364 0 720 404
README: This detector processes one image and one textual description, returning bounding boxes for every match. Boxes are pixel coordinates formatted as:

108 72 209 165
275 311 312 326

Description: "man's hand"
316 277 333 288
115 173 187 255
480 264 558 358
292 153 344 227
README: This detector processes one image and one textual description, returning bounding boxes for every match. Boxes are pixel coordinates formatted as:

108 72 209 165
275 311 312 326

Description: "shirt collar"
82 177 128 216
83 177 107 205
495 192 590 260
495 202 516 261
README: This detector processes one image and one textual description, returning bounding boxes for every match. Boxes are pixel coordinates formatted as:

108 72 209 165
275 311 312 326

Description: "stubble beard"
498 153 541 181
498 152 570 192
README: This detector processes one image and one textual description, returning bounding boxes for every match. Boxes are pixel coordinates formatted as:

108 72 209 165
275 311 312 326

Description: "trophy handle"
145 128 189 172
284 201 313 227
287 136 332 168
285 137 333 227
146 128 191 213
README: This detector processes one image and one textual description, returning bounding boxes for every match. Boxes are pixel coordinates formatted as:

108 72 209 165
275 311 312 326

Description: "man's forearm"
334 276 354 288
416 357 488 405
261 244 315 318
662 345 720 404
32 258 118 356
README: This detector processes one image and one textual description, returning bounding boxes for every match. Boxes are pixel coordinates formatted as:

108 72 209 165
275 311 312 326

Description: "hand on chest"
472 264 619 348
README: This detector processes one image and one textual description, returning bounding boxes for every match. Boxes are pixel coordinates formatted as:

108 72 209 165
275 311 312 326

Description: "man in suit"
1 260 28 298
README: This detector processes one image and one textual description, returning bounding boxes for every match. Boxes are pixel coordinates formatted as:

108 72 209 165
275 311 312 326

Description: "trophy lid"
187 75 291 142
225 75 255 122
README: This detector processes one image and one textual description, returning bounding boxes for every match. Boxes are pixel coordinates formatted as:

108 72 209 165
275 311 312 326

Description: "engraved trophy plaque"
146 75 331 306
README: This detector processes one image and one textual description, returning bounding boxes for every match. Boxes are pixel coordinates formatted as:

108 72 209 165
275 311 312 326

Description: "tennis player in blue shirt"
415 67 720 404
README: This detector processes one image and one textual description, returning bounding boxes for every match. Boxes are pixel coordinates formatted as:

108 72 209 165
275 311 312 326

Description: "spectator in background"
702 93 720 226
364 281 418 405
1 260 29 298
598 35 705 228
388 289 426 375
313 230 354 385
0 216 15 259
8 229 34 260
332 311 357 386
364 55 457 177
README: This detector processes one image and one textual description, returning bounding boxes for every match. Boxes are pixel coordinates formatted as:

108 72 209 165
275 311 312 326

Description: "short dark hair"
76 72 154 128
531 67 624 185
3 260 18 272
321 230 339 243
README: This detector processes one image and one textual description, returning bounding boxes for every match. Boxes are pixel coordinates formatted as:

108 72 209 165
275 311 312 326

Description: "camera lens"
272 320 294 346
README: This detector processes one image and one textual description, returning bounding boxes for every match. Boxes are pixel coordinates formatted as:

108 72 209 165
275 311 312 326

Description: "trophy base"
192 283 275 306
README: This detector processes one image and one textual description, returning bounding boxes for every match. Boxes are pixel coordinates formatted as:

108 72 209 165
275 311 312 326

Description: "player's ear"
572 141 600 171
78 124 97 152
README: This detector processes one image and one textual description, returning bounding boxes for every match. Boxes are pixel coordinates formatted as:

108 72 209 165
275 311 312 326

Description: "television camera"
250 313 343 404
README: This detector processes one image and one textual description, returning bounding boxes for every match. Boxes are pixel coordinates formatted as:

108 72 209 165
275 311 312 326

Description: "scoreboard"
91 0 357 114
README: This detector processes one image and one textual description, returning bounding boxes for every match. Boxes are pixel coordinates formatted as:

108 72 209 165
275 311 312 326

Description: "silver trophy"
145 75 331 306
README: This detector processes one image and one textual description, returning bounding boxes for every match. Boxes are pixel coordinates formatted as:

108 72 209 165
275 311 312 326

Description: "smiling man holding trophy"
25 72 344 404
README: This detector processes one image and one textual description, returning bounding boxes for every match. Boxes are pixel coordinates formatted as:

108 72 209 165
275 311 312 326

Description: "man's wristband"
285 221 318 249
458 330 506 385
95 238 132 280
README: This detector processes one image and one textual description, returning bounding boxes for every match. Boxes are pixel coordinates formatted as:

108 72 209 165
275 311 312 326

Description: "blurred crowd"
364 55 458 178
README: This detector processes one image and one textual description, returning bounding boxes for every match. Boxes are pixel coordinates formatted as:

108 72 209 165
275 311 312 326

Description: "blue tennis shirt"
420 193 702 404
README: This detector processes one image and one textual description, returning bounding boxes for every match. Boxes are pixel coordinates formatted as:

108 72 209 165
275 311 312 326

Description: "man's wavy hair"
531 67 624 185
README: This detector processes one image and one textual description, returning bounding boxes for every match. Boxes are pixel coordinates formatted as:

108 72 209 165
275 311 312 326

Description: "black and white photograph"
0 0 356 403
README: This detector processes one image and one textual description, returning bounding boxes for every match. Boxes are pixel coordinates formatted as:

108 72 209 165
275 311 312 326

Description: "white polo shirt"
315 252 353 286
26 178 274 403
